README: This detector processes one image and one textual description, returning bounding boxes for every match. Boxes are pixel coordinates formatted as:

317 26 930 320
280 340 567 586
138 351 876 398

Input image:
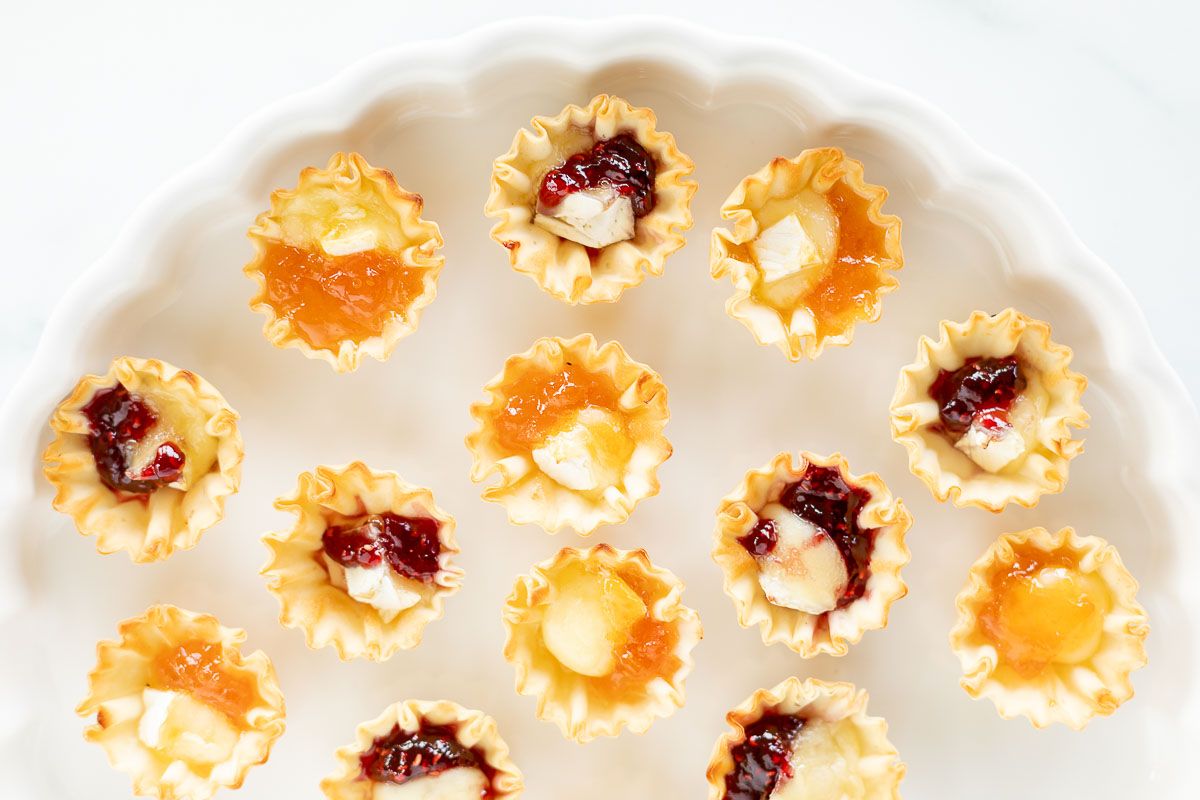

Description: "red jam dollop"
737 465 876 608
322 513 442 581
723 712 805 800
538 134 656 217
81 383 185 494
929 355 1025 435
360 723 492 792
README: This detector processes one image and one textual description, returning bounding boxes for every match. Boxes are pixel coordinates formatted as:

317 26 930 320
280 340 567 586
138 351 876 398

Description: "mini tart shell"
949 526 1149 729
42 356 243 563
713 452 911 657
320 699 524 799
502 545 703 742
466 333 672 535
710 147 903 360
245 151 445 372
261 462 463 661
705 677 904 799
76 604 286 800
889 308 1089 511
484 94 697 304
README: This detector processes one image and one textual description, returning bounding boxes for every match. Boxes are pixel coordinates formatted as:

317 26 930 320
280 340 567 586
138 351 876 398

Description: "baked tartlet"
42 356 242 562
711 147 903 360
466 333 671 534
705 677 904 800
245 151 444 372
950 527 1149 729
261 463 462 661
713 452 911 657
890 308 1089 511
502 545 702 742
321 699 523 799
485 94 696 304
77 604 286 800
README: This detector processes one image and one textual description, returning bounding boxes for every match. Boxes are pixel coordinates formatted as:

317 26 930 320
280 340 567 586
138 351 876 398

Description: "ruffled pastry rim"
244 151 445 372
484 94 697 305
710 147 903 360
261 462 463 661
76 604 286 800
465 333 672 535
949 526 1149 729
501 544 703 742
889 308 1089 512
41 356 243 563
704 677 905 799
319 699 524 799
712 451 912 657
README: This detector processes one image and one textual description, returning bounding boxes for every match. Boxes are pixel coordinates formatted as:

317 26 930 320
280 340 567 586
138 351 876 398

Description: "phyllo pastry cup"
466 333 671 535
261 462 462 661
245 151 444 372
949 527 1149 729
42 356 242 563
890 308 1088 511
320 699 524 799
485 94 697 304
713 452 911 657
77 604 286 800
705 677 904 800
502 545 702 742
711 147 903 360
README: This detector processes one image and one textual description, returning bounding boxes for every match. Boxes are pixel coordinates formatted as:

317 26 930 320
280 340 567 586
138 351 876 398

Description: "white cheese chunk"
541 563 646 677
954 412 1028 473
754 504 849 615
136 688 239 765
770 718 861 800
138 688 177 749
534 187 635 248
372 767 490 800
751 214 824 284
320 226 379 256
324 554 421 622
532 421 600 491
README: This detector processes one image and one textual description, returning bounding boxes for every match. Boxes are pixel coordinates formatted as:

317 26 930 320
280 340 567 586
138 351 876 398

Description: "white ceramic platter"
2 17 1198 800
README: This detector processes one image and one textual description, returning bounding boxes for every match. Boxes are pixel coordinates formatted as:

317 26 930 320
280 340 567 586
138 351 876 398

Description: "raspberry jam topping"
929 355 1026 435
151 639 257 724
322 513 442 581
738 465 877 608
723 712 805 800
360 723 492 791
537 134 656 217
81 383 185 494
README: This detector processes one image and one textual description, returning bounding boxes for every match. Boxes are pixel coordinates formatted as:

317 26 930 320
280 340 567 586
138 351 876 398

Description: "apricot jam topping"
929 356 1026 436
751 181 890 343
259 241 426 350
738 465 876 608
321 512 442 582
82 383 185 495
723 712 805 800
150 639 258 724
978 545 1110 679
538 134 656 217
360 723 493 791
591 565 681 700
492 363 626 453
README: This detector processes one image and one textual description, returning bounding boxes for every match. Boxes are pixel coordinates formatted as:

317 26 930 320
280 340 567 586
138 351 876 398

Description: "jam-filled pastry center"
321 513 442 621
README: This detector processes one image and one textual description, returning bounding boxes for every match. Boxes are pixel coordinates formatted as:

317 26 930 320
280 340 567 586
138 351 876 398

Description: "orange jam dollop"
801 181 890 343
978 546 1110 679
593 566 681 700
151 639 258 724
259 241 426 350
493 363 625 452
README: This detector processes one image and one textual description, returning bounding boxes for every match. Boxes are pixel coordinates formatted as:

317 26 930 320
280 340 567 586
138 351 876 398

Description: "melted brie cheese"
754 504 849 615
541 562 646 677
137 688 239 765
751 214 824 284
770 718 865 800
532 407 627 492
324 554 422 622
534 187 635 248
371 767 490 800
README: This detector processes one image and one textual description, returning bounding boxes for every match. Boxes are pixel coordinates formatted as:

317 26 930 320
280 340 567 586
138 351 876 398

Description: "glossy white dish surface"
2 17 1198 800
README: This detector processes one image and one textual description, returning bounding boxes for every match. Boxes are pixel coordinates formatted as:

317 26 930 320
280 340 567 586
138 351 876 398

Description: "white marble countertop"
1 0 1196 401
